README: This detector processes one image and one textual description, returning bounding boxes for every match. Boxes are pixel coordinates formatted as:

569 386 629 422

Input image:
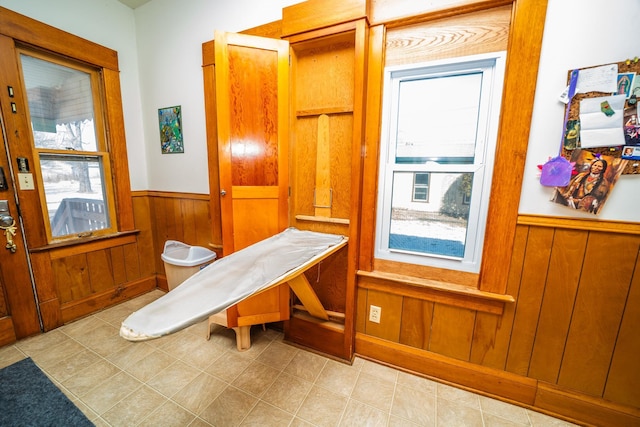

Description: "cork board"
561 59 640 175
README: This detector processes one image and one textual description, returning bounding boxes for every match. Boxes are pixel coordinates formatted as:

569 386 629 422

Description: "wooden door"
214 31 290 254
0 106 41 346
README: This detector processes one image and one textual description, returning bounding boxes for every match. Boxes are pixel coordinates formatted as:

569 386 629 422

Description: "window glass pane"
20 54 98 151
41 156 109 238
395 73 482 163
390 171 472 258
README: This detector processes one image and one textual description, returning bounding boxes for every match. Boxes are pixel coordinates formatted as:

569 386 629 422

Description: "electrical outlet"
369 305 381 323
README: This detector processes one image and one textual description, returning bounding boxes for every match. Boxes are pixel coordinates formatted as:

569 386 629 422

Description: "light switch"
18 173 35 190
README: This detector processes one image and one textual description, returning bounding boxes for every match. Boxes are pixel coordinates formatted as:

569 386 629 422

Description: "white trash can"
161 240 217 290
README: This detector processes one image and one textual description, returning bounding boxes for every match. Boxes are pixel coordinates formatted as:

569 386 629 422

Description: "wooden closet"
202 0 367 360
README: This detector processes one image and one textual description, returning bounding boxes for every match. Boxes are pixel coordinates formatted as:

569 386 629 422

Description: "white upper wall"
134 0 300 193
520 0 640 221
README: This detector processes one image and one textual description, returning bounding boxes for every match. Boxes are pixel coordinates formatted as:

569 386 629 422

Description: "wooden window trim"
359 0 549 295
0 6 134 247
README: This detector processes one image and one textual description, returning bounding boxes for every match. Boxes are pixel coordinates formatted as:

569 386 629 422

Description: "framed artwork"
158 105 184 153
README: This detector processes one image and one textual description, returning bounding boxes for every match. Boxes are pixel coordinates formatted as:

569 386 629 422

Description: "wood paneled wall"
133 191 217 290
356 223 640 425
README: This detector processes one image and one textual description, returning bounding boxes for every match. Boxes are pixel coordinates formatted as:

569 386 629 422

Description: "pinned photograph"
552 149 627 214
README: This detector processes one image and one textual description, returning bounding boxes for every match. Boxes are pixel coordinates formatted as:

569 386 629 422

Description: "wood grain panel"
53 254 90 304
131 195 156 277
123 243 141 282
385 6 511 67
399 297 434 349
368 0 511 26
558 233 639 397
227 44 279 187
470 225 528 369
505 226 554 376
365 289 402 342
0 316 16 346
429 304 475 361
109 246 127 285
231 198 279 250
300 246 348 313
528 229 586 382
604 252 640 407
293 35 355 112
356 287 367 333
282 0 366 37
87 250 114 293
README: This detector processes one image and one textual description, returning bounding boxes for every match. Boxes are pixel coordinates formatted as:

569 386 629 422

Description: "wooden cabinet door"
214 31 290 253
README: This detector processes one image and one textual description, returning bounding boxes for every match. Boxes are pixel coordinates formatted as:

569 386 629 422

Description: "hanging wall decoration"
551 149 626 214
158 105 184 154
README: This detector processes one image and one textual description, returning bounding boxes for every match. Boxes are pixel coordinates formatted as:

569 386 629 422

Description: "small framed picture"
622 145 640 160
158 105 184 154
617 73 635 98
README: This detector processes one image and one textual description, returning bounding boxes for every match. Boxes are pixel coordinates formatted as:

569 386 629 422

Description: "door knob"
220 189 227 196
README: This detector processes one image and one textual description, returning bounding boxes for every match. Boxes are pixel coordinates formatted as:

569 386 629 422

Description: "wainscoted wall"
131 191 217 291
356 219 640 426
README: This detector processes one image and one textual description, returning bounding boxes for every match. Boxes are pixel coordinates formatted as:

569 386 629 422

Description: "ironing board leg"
233 326 251 351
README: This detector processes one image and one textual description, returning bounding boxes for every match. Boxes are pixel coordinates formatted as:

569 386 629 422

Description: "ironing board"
120 228 347 344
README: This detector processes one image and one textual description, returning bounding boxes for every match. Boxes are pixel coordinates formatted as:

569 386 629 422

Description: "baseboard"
0 316 17 347
535 382 640 427
355 333 640 427
60 276 157 324
356 333 537 404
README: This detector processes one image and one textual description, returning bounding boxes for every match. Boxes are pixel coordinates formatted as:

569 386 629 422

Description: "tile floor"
0 290 580 427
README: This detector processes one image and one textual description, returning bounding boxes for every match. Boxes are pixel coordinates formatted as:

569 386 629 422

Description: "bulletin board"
561 58 640 175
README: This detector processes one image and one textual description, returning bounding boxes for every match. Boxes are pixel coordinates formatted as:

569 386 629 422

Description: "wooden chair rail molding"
518 214 640 235
357 270 514 315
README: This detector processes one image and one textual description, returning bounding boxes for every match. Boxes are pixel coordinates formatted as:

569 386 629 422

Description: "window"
376 53 505 273
18 49 117 241
412 173 430 202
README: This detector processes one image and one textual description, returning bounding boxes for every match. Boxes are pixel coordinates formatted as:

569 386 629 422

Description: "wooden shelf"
295 107 354 117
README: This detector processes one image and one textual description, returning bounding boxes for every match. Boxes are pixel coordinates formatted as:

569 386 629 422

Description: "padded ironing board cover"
120 228 344 341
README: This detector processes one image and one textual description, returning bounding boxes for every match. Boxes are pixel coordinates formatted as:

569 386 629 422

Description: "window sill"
357 269 514 315
30 230 139 259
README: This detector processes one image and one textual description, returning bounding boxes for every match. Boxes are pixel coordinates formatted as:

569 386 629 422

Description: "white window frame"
375 52 506 273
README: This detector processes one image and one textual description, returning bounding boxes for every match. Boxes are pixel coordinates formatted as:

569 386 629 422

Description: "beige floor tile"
61 358 121 397
437 397 484 427
437 382 481 410
124 348 177 382
32 339 87 370
46 348 101 383
284 348 328 382
137 400 197 427
200 386 258 426
61 316 109 340
232 360 281 397
106 340 155 370
315 359 360 397
205 349 253 382
388 414 424 426
297 385 348 427
240 401 295 426
146 360 201 398
351 372 395 412
256 340 298 371
262 371 313 413
0 345 27 369
360 358 399 383
479 395 531 425
527 409 579 426
102 385 168 427
81 371 143 414
397 371 438 394
340 399 388 426
172 372 227 415
391 383 436 426
15 329 69 354
483 411 530 426
73 322 130 358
